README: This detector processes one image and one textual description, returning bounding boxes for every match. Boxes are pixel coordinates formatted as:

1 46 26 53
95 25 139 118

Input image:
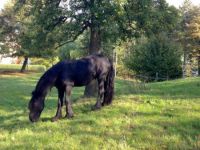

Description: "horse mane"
31 90 42 98
32 63 61 98
91 53 104 58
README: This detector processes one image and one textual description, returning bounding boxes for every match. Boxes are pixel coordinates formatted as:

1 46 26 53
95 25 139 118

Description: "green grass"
0 64 46 72
0 73 200 150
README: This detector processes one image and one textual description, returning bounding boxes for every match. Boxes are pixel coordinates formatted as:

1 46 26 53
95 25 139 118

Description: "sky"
0 0 200 10
166 0 200 7
0 0 9 10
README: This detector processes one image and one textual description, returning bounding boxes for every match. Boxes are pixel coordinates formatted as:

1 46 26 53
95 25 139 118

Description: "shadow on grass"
0 99 97 131
0 111 31 130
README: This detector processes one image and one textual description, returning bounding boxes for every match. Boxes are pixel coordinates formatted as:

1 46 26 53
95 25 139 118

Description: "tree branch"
47 16 68 31
55 21 90 49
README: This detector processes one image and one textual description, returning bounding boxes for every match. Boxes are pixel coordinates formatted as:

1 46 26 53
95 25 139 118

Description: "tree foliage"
125 0 179 37
0 0 59 71
123 0 181 81
13 0 127 52
179 0 200 76
0 1 20 55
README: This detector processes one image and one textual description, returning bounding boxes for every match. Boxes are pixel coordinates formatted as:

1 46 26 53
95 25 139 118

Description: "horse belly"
73 74 94 86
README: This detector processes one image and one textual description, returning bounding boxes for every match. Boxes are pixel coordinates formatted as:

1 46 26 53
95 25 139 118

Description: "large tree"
0 1 27 72
13 0 180 90
14 0 128 96
179 0 200 76
188 14 200 75
0 0 56 72
184 6 200 75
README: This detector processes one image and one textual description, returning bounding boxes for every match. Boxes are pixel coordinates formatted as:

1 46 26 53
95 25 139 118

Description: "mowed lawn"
0 73 200 150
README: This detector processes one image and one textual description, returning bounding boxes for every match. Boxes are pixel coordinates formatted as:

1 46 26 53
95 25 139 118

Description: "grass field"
0 64 46 72
0 73 200 150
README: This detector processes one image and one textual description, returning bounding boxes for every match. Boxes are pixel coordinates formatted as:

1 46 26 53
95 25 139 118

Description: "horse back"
57 55 110 86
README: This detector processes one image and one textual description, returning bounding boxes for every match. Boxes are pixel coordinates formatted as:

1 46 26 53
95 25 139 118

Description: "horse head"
28 91 45 122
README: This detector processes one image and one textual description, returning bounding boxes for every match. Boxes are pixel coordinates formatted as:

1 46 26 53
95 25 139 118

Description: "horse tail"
102 59 115 106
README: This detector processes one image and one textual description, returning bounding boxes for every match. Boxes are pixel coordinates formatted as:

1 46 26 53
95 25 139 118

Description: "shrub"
116 64 134 79
126 34 182 81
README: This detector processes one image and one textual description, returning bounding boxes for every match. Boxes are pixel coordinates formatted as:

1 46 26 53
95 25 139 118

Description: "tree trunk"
88 26 101 54
84 79 98 97
84 26 101 97
198 56 200 76
20 56 28 73
182 49 187 78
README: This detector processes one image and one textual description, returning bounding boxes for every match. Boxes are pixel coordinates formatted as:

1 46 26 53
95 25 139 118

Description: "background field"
0 64 46 72
0 73 200 149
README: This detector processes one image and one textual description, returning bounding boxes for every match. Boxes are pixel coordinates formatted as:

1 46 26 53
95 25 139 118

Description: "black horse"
28 54 114 122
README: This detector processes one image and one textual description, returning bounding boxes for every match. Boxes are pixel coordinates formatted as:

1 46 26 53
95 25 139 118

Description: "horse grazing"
28 54 114 122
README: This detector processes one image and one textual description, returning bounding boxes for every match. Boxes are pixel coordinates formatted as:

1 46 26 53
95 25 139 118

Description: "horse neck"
35 68 58 98
35 81 51 98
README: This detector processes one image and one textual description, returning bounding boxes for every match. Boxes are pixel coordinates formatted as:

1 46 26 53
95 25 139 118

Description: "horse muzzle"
29 113 39 122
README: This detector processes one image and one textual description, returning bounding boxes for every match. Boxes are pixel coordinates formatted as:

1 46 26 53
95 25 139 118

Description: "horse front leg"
52 88 64 122
64 85 74 118
92 79 104 110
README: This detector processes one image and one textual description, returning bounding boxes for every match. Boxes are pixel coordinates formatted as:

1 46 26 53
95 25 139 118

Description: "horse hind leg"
52 88 64 122
92 78 104 110
64 85 74 118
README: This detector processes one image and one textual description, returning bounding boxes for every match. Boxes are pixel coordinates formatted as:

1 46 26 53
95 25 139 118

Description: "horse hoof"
51 117 59 122
102 102 110 106
91 105 101 111
51 116 62 122
65 114 74 119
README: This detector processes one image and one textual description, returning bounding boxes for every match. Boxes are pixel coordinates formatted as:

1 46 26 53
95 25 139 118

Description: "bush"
116 65 134 79
0 64 46 72
126 34 182 81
